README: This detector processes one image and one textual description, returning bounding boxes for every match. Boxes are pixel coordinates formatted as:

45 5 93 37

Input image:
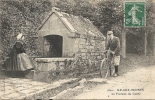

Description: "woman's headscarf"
14 33 25 47
16 33 24 40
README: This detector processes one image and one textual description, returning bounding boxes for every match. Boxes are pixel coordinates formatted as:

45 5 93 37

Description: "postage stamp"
124 1 146 27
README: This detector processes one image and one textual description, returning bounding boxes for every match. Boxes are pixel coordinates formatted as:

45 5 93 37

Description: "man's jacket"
106 36 120 56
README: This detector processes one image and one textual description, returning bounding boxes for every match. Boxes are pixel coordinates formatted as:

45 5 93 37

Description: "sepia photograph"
0 0 155 99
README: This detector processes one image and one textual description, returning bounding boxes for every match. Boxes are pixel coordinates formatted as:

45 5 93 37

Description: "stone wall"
73 36 105 74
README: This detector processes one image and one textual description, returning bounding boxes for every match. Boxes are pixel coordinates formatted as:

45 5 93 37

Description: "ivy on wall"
0 0 52 61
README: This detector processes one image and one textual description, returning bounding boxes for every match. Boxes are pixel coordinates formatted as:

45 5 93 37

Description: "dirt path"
74 65 155 99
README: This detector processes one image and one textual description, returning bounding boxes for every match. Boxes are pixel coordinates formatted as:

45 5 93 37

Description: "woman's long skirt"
4 53 33 77
17 53 33 71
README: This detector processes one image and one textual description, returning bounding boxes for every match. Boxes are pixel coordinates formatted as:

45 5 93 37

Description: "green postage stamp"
124 0 146 27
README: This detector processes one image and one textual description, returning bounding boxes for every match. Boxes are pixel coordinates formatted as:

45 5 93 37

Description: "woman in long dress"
4 33 34 77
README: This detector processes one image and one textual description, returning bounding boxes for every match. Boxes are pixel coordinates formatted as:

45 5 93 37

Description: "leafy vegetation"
1 0 52 59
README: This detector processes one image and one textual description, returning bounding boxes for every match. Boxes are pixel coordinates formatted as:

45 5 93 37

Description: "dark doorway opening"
43 35 63 57
126 34 144 55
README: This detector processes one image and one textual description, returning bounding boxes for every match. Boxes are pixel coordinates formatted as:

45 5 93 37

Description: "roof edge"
35 11 53 33
35 7 77 33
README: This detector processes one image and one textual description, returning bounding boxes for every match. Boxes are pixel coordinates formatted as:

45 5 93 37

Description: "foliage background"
0 0 155 61
1 0 52 60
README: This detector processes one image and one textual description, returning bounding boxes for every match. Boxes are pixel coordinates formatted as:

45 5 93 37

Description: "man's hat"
107 31 113 35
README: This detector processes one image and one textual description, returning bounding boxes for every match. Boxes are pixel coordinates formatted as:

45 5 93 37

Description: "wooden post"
144 31 147 56
0 1 2 70
121 29 126 58
154 33 155 56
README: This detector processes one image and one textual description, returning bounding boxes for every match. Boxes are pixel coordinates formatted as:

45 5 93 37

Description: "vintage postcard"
0 0 155 99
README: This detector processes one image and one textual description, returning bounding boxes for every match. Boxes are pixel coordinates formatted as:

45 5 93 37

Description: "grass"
119 54 155 74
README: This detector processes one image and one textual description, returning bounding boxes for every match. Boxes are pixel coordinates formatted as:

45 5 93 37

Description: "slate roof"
36 7 105 39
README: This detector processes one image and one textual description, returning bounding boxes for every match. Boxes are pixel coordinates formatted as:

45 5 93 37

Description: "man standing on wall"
106 31 121 77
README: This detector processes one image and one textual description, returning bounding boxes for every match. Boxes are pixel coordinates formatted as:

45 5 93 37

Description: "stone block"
82 56 87 60
25 70 35 79
80 48 87 52
80 38 86 42
36 62 57 72
68 52 75 57
79 41 85 45
86 42 89 45
81 53 86 56
34 71 50 83
90 39 95 43
100 52 104 55
90 46 94 49
91 52 95 56
97 56 102 60
58 65 65 70
59 62 65 66
81 68 88 74
78 44 84 49
95 53 99 56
